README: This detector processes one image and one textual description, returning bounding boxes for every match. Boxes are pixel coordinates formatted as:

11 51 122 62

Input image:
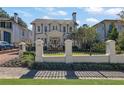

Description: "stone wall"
34 39 124 63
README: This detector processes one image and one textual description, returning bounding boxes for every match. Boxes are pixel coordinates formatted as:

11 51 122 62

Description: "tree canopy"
117 9 124 20
68 25 97 49
107 23 119 41
0 8 10 18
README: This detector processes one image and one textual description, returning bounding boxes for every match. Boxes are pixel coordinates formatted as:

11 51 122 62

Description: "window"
45 38 47 43
56 26 57 30
63 26 66 32
6 22 12 29
53 26 55 30
41 24 43 33
69 27 72 32
0 22 5 28
45 26 47 32
37 26 40 32
22 31 25 36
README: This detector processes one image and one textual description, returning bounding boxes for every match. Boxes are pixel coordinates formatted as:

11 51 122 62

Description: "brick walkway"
0 51 19 65
0 67 124 79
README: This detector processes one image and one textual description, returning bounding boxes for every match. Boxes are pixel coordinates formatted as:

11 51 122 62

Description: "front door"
4 31 11 43
49 37 60 50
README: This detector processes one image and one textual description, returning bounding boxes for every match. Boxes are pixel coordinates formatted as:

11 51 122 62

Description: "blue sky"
2 7 123 30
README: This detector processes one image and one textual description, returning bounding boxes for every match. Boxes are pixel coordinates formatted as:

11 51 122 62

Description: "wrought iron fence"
44 50 65 56
72 42 106 56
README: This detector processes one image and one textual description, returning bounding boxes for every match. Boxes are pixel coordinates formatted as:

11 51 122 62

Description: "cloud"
16 10 32 17
50 10 67 16
58 11 67 16
46 7 55 11
105 8 123 15
85 7 104 13
34 7 44 11
34 7 55 12
42 16 51 19
85 7 123 16
86 18 99 24
77 20 80 24
64 18 71 20
28 25 32 30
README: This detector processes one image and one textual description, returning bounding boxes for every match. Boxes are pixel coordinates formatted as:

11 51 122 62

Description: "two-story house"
31 12 78 50
0 13 32 46
93 19 124 41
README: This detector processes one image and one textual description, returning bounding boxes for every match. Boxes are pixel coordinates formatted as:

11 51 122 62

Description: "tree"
107 23 119 41
117 31 124 51
68 25 97 49
0 8 10 18
117 9 124 20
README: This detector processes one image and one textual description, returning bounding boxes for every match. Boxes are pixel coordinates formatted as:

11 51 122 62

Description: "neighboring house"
0 13 32 46
93 19 124 41
31 12 78 50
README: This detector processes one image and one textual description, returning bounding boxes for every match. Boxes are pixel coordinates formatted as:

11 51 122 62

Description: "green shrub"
92 42 105 53
21 52 35 68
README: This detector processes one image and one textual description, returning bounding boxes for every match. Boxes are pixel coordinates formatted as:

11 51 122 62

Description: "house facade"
0 13 32 46
31 12 78 50
93 19 124 41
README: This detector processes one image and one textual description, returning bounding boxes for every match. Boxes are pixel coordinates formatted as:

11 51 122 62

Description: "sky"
2 7 124 30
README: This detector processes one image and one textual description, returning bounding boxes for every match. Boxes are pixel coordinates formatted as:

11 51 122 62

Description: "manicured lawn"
0 79 124 85
44 52 104 56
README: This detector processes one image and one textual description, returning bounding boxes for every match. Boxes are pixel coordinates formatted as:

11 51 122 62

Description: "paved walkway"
0 51 18 65
0 67 124 79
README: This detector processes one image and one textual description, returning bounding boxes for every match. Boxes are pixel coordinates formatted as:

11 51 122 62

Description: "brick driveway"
0 50 19 65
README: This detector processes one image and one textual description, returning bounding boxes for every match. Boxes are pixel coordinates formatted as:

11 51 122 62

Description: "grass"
44 52 105 56
0 79 124 85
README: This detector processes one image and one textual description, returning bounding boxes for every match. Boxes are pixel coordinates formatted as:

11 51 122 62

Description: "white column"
19 42 26 52
106 40 116 63
35 39 44 62
65 39 73 63
19 42 26 57
106 40 116 55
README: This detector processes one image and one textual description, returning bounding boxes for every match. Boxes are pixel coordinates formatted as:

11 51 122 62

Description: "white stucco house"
93 19 124 41
0 13 32 46
31 12 78 50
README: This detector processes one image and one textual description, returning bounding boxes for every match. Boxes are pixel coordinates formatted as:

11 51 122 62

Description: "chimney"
72 12 76 23
14 13 18 23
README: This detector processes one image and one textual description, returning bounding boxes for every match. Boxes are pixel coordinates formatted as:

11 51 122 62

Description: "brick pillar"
35 39 44 62
65 39 73 63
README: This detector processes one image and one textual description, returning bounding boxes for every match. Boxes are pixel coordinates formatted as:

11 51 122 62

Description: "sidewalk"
0 67 124 79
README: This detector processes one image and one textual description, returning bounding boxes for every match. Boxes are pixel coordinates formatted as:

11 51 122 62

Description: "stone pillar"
19 42 26 57
65 39 73 63
106 40 116 62
106 40 116 55
35 39 44 62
